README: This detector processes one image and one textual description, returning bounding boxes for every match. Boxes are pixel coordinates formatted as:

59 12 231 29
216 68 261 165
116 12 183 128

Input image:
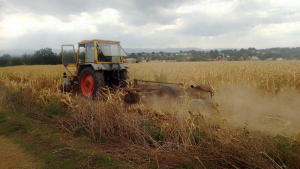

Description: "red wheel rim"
81 73 94 97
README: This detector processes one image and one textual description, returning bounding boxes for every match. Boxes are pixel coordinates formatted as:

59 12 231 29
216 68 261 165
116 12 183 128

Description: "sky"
0 0 300 50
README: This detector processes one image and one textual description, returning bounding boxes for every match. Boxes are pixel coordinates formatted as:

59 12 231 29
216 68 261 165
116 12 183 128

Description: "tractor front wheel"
79 67 105 98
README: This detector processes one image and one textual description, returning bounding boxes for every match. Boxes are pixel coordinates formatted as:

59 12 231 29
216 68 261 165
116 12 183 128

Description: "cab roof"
78 39 120 44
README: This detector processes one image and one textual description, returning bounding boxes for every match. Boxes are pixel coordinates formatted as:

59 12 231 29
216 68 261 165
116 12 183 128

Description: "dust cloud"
135 84 300 137
214 84 300 137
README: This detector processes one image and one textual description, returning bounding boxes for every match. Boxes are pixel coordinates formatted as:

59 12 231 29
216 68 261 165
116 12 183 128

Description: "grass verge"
0 90 133 169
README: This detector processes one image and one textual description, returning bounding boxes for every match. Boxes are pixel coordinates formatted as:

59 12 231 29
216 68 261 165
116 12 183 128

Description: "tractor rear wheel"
79 67 105 98
120 69 130 88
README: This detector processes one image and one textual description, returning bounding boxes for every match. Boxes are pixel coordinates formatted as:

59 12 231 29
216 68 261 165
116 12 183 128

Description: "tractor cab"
61 39 129 97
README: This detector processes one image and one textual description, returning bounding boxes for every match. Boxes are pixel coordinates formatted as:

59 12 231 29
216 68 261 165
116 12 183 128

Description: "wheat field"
0 61 300 168
129 61 300 93
1 61 300 135
1 61 300 93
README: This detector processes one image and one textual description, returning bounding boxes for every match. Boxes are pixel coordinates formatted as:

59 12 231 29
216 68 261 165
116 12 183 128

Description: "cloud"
0 0 300 49
175 0 300 36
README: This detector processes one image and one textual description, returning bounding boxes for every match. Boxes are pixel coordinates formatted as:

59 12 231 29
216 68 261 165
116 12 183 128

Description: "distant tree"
12 57 22 66
0 54 12 67
78 51 85 63
189 57 198 61
240 48 246 53
136 57 142 63
62 50 76 64
33 48 60 65
176 57 184 62
2 54 11 58
21 54 33 65
248 47 256 51
129 53 136 58
209 50 218 59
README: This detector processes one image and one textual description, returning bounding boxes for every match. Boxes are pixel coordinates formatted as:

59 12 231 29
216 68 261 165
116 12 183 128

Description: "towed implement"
123 79 214 105
61 39 214 104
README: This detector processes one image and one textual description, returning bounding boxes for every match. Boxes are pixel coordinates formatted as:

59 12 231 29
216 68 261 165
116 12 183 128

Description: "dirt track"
0 136 41 169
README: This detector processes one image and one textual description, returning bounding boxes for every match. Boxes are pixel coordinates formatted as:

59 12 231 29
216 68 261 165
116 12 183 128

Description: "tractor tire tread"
79 67 105 98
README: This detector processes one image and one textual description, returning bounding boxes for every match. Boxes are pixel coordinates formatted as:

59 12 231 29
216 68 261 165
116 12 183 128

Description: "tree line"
128 47 300 62
0 48 61 67
1 47 300 67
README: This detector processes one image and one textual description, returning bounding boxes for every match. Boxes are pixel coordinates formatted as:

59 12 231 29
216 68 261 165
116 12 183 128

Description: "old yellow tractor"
61 39 129 97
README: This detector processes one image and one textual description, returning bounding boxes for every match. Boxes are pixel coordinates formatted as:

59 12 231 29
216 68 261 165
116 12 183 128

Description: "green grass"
90 154 125 168
272 135 300 165
0 120 29 136
42 100 67 116
0 112 9 124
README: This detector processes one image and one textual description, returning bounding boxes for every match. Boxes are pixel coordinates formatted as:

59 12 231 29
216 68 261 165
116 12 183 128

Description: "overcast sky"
0 0 299 50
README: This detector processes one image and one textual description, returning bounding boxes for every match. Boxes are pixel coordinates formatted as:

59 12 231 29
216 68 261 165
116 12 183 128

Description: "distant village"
124 47 300 63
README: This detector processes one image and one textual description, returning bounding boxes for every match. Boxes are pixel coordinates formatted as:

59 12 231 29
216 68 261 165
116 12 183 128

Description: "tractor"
61 39 129 97
61 39 215 106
